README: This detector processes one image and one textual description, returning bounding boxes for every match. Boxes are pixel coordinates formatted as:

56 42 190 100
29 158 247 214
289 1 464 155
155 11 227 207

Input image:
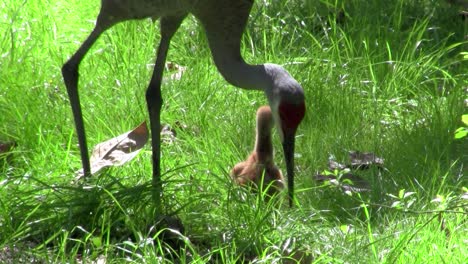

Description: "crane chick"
231 106 284 196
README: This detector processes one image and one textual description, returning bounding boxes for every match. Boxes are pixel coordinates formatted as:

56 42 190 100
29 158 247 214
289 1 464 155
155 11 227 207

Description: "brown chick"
231 106 284 196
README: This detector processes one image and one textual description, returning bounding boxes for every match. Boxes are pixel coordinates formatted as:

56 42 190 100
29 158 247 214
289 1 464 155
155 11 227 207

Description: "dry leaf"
0 142 16 163
160 123 177 144
165 62 186 81
349 151 384 169
328 159 347 171
75 122 148 180
328 151 384 171
0 142 16 154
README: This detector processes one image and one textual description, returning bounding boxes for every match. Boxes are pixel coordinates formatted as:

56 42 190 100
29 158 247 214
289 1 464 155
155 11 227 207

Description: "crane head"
262 63 306 206
277 100 305 206
278 101 306 142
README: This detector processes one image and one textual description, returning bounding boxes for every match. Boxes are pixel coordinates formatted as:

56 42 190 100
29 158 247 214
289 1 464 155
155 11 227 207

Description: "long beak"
282 132 295 207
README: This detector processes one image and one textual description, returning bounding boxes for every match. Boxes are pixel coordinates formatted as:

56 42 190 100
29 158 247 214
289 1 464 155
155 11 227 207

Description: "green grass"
1 0 467 263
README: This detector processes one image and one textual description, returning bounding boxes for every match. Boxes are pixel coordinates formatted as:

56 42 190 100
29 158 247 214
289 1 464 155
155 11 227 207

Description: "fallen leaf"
75 122 148 180
349 151 384 169
314 174 337 182
328 151 384 171
165 62 187 81
0 141 16 154
174 120 188 131
339 173 371 192
328 159 347 171
160 123 177 144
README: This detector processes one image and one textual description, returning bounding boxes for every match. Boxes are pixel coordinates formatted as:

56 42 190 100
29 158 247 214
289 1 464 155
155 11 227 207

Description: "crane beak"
282 129 296 207
277 100 305 207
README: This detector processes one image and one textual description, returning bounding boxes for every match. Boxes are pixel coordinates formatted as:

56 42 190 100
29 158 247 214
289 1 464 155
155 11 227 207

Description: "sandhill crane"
231 106 284 197
62 0 306 210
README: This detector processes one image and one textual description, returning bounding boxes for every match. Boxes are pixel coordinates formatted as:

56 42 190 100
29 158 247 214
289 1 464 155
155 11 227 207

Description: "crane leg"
146 14 186 213
62 15 114 177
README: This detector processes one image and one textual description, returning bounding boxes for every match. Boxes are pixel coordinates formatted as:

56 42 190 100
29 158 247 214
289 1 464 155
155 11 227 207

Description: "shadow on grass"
0 171 195 262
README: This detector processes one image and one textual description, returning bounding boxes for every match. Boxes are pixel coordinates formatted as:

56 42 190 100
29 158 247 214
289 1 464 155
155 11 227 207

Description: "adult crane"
62 0 306 209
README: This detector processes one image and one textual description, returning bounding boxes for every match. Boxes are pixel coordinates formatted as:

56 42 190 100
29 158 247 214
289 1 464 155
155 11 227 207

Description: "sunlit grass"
0 0 467 262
